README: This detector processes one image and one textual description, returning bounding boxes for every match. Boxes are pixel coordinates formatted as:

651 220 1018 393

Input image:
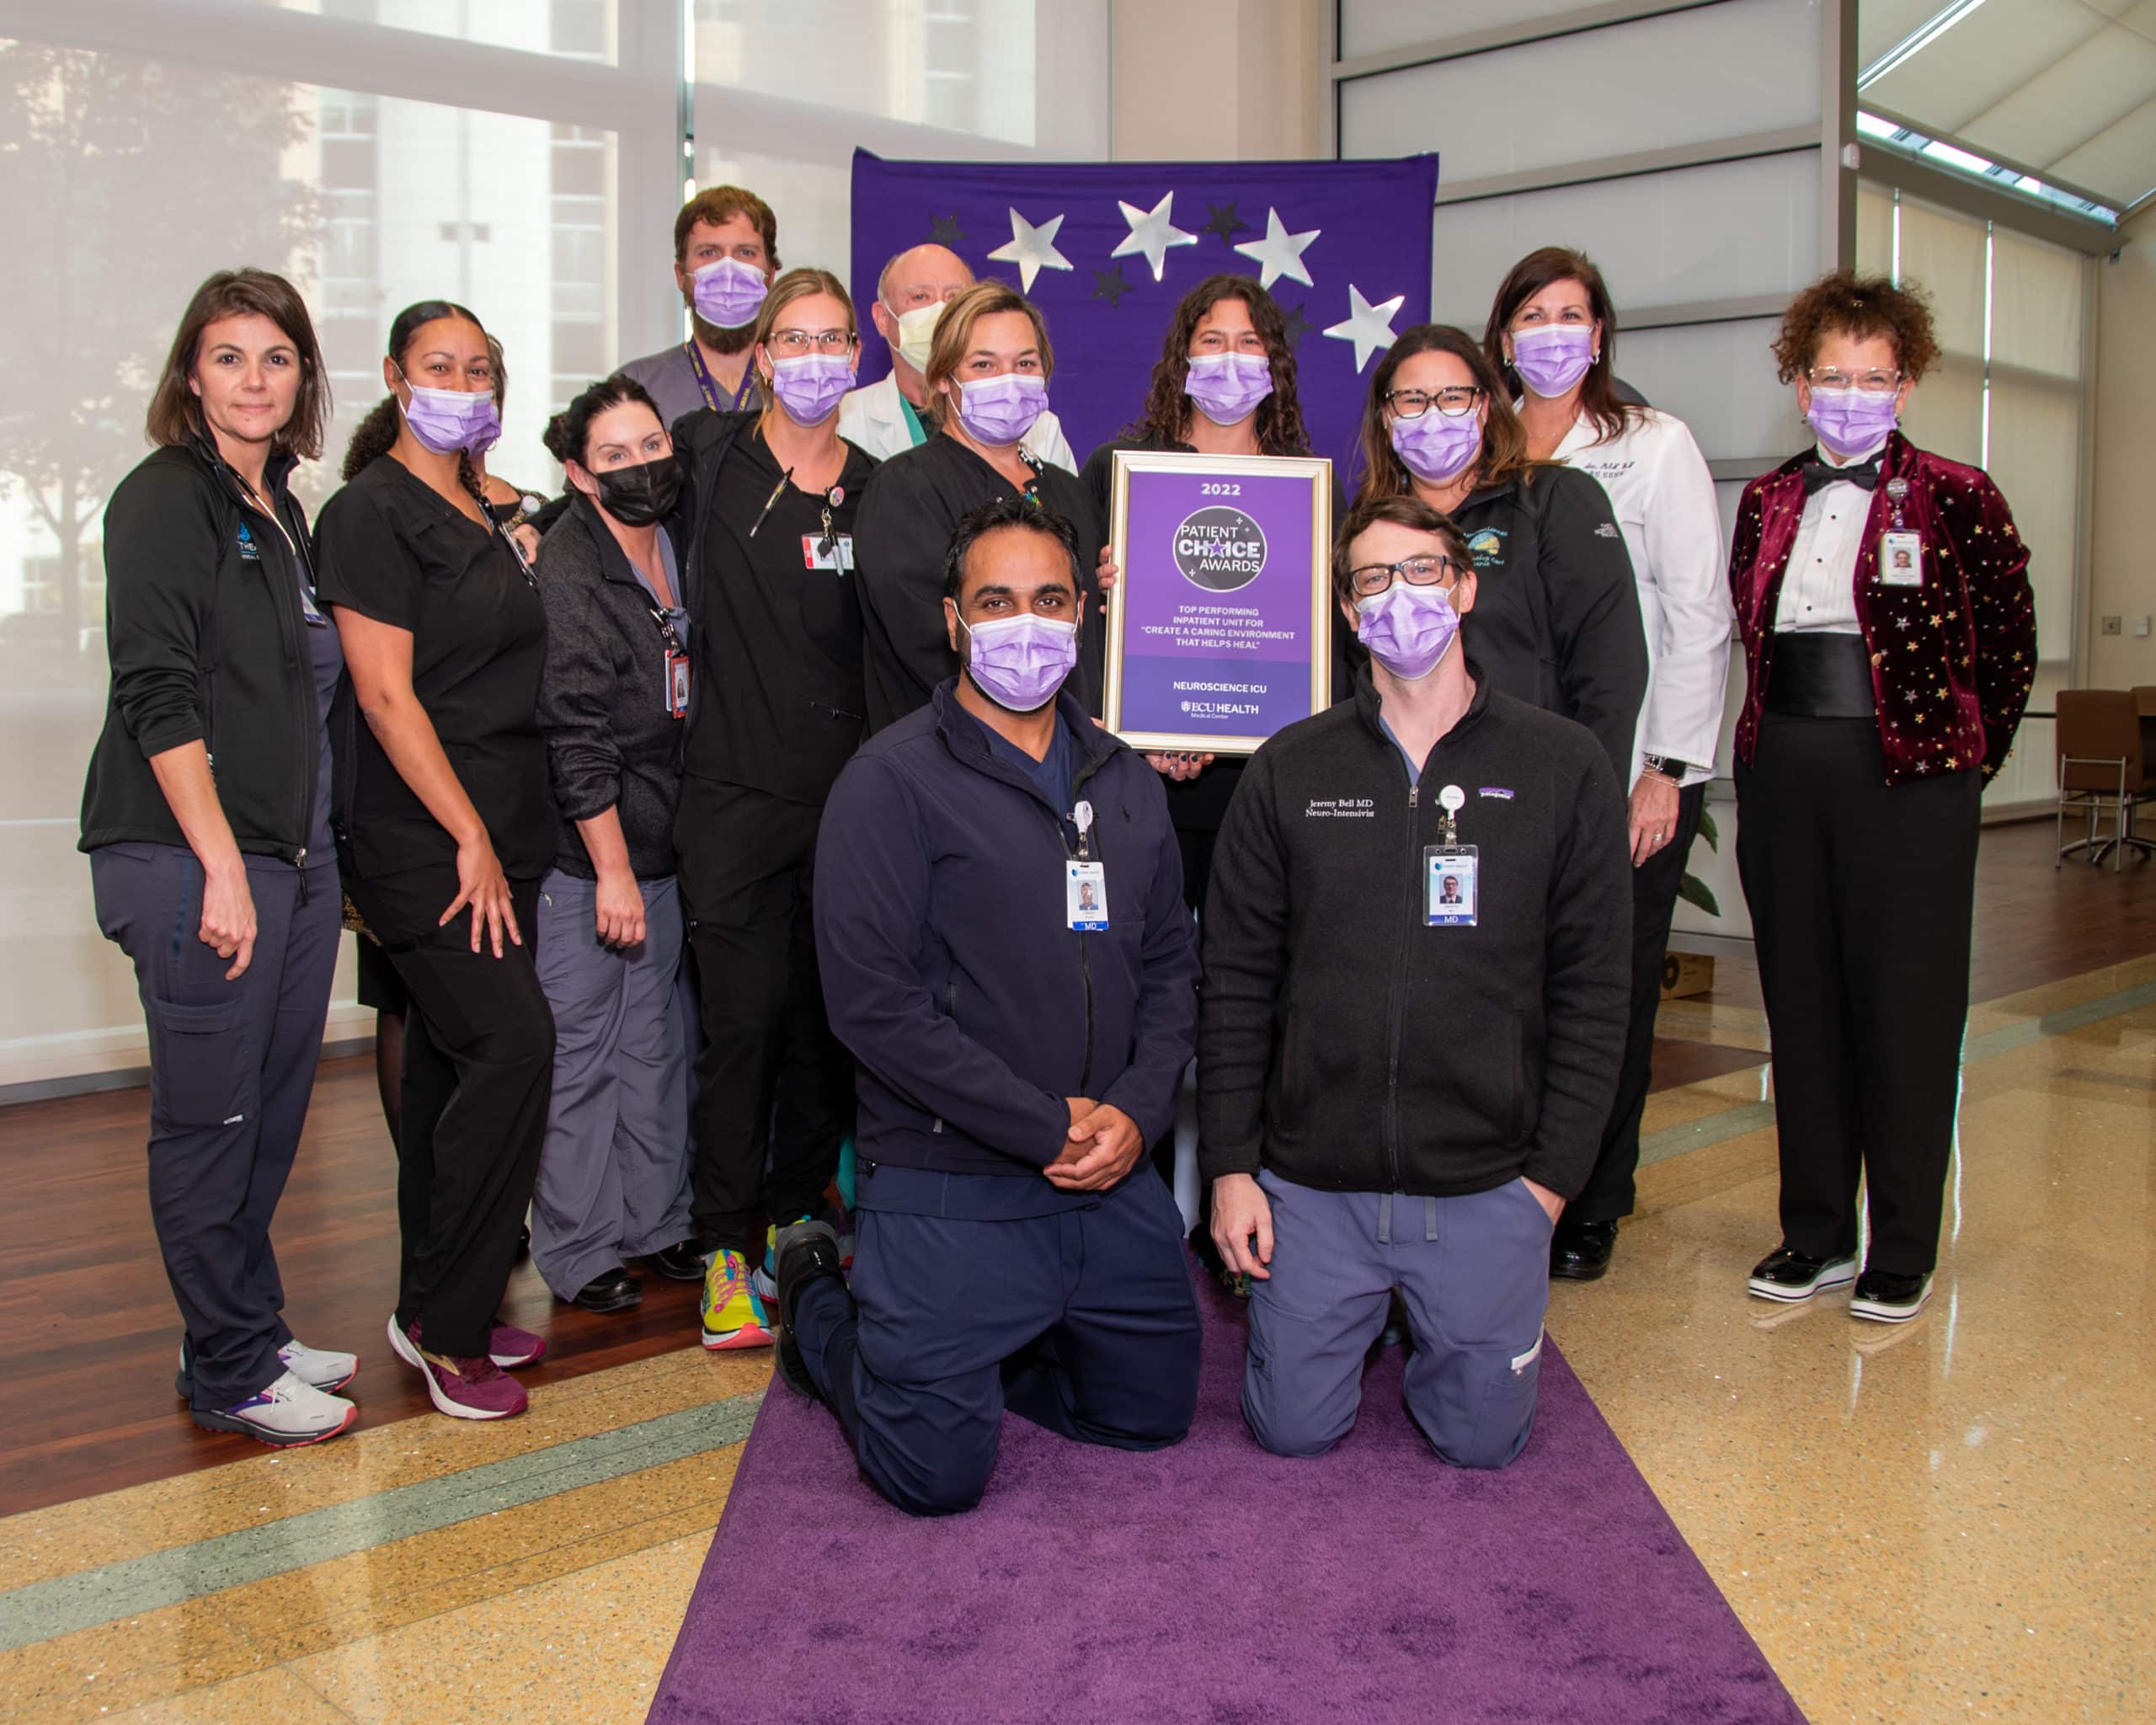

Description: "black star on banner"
1278 300 1313 348
926 212 966 247
1202 200 1250 248
1091 263 1133 309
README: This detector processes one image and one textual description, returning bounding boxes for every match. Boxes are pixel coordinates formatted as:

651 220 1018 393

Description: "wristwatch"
1641 755 1690 781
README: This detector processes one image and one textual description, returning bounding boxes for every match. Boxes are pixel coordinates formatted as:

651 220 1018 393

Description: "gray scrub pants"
91 842 342 1411
529 869 692 1300
1244 1171 1551 1469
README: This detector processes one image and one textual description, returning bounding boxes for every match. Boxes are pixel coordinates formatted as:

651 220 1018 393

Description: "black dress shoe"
1550 1218 1619 1281
646 1238 708 1282
569 1267 643 1313
1849 1267 1933 1323
1747 1244 1858 1303
772 1219 844 1401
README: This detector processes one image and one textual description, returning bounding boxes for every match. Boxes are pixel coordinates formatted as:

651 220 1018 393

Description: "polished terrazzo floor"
1 957 2149 1723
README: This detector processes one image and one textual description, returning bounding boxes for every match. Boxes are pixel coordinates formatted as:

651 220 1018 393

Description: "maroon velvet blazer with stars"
1728 431 2036 787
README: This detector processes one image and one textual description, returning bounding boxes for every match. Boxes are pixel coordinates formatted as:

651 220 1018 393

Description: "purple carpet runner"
651 1274 1806 1723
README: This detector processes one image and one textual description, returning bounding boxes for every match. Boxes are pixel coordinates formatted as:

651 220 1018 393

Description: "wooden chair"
2056 689 2154 869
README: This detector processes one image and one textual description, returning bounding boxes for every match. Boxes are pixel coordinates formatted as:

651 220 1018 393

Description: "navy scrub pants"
528 869 692 1300
1244 1172 1551 1469
792 1170 1203 1517
91 842 343 1412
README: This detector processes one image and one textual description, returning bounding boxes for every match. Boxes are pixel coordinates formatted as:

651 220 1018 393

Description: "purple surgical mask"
692 257 769 329
1355 581 1460 682
954 373 1049 447
769 354 856 426
1185 352 1273 426
959 612 1078 711
1511 324 1595 398
1806 386 1899 461
1389 408 1481 484
398 377 503 457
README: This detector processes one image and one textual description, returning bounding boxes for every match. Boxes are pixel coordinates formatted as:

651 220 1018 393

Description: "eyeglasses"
767 328 857 355
1383 386 1481 418
1347 555 1462 599
1806 366 1901 394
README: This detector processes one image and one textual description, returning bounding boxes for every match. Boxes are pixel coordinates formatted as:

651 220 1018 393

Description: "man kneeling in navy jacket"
773 496 1202 1517
1200 493 1630 1468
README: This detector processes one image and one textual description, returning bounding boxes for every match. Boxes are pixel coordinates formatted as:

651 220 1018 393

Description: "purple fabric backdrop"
846 149 1439 473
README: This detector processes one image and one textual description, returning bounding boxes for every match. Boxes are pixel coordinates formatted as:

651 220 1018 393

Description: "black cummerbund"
1766 632 1876 718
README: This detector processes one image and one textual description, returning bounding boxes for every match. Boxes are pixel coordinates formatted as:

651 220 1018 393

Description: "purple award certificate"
1102 451 1334 755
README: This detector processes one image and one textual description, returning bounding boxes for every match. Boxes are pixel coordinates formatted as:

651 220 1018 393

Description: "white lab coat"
837 371 1078 473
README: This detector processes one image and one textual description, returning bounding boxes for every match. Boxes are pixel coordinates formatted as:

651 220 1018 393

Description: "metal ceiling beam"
1860 99 2124 215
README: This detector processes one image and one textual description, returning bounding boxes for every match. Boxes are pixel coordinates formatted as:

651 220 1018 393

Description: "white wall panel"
1620 318 1809 462
1339 0 1822 180
1430 152 1822 328
1339 0 1589 60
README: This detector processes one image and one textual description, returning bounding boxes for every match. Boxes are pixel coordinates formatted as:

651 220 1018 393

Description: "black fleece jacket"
79 440 328 862
1197 665 1630 1200
532 494 687 879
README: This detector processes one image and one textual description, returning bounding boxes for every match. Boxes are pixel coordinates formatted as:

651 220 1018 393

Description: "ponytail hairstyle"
542 372 664 475
339 298 491 503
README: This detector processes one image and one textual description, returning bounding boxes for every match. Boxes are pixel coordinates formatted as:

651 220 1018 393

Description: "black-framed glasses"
767 328 858 355
1383 385 1481 418
1806 366 1901 394
1348 554 1462 599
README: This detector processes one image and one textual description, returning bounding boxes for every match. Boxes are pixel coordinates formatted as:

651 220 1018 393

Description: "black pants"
793 1173 1202 1517
1569 781 1704 1225
344 865 554 1357
1735 713 1980 1276
91 845 343 1410
675 778 853 1259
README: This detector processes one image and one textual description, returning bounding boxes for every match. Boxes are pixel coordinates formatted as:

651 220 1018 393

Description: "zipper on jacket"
221 451 319 874
1382 778 1420 1191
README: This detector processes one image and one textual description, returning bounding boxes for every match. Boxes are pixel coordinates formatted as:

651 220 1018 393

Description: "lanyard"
684 339 755 414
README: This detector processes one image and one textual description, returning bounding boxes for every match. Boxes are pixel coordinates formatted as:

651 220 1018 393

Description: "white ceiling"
1860 0 2156 209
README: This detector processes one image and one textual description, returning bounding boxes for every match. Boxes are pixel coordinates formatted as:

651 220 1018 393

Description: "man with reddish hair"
620 185 782 426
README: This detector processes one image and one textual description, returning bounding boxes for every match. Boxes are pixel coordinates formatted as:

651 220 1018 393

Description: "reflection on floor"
0 825 2149 1723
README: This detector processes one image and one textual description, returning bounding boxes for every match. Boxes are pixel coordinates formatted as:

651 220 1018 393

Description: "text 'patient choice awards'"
1171 505 1268 593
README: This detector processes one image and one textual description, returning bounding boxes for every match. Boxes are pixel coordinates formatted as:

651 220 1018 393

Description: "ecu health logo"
1465 527 1505 569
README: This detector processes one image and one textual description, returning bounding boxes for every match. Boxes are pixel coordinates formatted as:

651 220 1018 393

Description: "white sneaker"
176 1338 358 1397
191 1370 357 1446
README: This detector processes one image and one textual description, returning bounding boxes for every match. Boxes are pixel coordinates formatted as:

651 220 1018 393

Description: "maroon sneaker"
488 1321 547 1370
419 1348 527 1420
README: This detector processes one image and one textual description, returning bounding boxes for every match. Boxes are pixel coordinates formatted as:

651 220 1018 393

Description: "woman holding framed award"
1079 274 1353 911
853 280 1106 732
1481 247 1733 1284
1353 324 1646 792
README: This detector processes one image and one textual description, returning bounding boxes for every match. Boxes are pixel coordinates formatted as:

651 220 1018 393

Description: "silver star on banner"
986 206 1072 293
1324 284 1406 372
1233 206 1320 290
1110 191 1198 283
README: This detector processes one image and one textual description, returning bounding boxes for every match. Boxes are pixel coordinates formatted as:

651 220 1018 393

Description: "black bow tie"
1801 458 1880 496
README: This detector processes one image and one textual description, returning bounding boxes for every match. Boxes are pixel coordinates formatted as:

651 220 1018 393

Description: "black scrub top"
852 432 1107 734
685 427 879 805
315 457 552 882
1079 435 1361 834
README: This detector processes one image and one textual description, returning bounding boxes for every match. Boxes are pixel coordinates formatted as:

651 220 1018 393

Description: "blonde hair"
921 280 1054 420
750 267 857 410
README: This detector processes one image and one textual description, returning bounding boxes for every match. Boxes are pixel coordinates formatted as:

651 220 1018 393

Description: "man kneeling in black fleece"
770 496 1202 1516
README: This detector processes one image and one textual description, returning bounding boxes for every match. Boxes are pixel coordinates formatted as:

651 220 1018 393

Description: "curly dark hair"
1121 275 1311 456
339 300 490 502
1772 270 1940 384
1353 324 1539 504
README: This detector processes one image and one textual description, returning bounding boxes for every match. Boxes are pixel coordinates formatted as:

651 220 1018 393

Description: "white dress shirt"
1550 406 1733 788
1772 443 1880 636
836 371 1078 473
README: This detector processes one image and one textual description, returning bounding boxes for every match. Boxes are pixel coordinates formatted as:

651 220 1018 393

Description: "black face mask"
590 455 681 527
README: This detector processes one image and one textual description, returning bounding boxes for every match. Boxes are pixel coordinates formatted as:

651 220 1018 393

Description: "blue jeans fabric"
1244 1171 1551 1469
91 842 343 1410
793 1168 1202 1517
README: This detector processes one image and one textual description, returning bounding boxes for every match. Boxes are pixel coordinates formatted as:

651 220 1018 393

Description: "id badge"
802 532 855 573
298 582 326 625
1425 846 1478 927
1066 860 1108 932
664 649 691 719
1878 530 1924 588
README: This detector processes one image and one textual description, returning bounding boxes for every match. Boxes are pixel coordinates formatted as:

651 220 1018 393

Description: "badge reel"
1425 783 1478 928
1878 477 1923 589
653 607 690 720
1067 799 1108 932
802 499 855 573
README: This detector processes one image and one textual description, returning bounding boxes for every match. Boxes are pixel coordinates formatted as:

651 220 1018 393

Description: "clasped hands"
1045 1097 1145 1191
